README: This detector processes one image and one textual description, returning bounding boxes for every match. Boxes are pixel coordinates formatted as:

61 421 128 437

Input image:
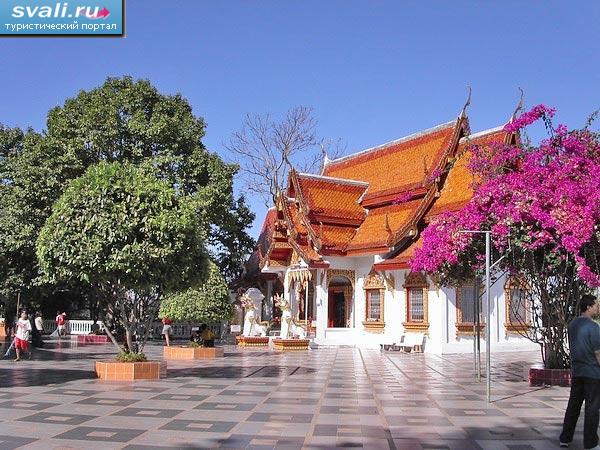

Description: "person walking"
55 311 66 337
161 317 173 346
14 310 32 361
560 294 600 449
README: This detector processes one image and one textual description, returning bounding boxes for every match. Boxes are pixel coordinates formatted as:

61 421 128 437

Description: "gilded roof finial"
460 86 472 119
510 87 525 122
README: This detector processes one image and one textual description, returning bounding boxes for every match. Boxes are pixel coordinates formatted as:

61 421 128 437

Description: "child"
15 310 32 361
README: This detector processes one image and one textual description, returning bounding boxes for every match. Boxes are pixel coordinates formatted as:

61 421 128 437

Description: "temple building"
239 108 537 353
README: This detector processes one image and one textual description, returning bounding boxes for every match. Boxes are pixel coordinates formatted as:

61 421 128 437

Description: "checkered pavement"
0 340 582 449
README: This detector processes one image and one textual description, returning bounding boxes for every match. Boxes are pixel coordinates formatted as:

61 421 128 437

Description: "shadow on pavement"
0 367 95 388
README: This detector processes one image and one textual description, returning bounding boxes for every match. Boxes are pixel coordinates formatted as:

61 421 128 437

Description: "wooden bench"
401 333 425 352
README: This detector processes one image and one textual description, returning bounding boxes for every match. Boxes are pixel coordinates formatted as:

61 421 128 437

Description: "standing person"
34 312 44 334
161 317 173 346
14 310 32 361
28 309 41 348
55 311 66 337
33 312 44 347
560 294 600 449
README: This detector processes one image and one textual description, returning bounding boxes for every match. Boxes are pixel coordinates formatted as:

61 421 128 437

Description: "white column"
264 280 273 321
316 269 328 340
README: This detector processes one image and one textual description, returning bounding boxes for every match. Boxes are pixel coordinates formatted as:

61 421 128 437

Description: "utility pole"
459 230 493 403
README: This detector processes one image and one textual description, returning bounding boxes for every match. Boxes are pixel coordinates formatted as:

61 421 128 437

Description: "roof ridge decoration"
459 86 472 119
323 120 457 168
510 87 525 123
458 125 506 143
288 171 323 251
297 172 370 187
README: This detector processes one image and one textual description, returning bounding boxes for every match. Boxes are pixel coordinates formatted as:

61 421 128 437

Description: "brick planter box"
163 346 224 359
73 335 109 344
95 360 167 381
272 338 310 351
529 367 571 387
236 335 269 347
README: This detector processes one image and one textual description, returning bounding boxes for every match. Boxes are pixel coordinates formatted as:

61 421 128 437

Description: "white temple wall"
426 284 445 353
304 254 537 352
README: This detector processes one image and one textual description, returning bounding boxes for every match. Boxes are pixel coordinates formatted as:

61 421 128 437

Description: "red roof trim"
373 260 411 270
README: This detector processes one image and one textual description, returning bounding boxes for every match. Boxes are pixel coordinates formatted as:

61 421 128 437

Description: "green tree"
44 76 255 281
0 76 254 315
37 162 209 353
159 262 232 323
0 126 82 313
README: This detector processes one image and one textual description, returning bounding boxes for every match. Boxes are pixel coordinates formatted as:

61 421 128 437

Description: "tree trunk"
125 327 136 353
103 325 122 353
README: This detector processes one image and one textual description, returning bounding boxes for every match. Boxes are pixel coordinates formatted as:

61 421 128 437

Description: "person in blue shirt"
560 294 600 449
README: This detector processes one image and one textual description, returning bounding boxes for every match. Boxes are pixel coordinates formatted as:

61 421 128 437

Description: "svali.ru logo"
12 3 110 19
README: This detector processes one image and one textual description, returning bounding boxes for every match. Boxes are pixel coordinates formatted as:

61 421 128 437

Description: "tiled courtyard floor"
0 340 581 449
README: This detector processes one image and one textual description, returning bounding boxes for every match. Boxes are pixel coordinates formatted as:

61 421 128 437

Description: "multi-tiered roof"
245 111 516 276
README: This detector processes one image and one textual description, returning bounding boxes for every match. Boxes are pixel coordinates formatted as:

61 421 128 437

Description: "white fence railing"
41 319 222 338
42 319 104 335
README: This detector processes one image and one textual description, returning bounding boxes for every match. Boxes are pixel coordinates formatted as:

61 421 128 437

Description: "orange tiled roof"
294 173 367 223
293 240 322 262
257 208 277 260
280 197 307 236
373 237 423 270
346 199 422 253
319 224 357 252
323 121 461 205
426 127 509 220
246 118 514 268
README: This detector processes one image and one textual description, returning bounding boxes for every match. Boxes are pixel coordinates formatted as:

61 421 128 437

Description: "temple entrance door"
327 276 353 328
328 291 346 328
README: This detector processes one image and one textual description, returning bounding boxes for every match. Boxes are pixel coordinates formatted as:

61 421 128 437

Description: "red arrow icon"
88 7 110 19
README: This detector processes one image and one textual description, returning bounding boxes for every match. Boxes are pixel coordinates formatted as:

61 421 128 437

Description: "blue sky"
1 1 599 237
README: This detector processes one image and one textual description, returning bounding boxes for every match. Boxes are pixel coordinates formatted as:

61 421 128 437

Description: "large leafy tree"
412 105 600 369
0 126 83 314
0 76 254 313
44 76 254 279
159 262 232 324
37 162 208 353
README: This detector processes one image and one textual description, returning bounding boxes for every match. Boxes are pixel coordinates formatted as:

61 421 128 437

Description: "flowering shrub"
411 105 600 368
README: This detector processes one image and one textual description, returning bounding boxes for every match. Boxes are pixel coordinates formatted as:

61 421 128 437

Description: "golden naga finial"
460 86 472 119
510 87 525 122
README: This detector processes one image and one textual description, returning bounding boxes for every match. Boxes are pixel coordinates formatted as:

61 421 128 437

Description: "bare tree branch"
225 106 346 207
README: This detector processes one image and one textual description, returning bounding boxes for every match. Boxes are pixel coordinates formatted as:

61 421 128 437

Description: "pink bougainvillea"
411 105 600 288
503 104 556 133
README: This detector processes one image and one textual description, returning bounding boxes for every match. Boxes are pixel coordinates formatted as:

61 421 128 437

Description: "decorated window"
403 272 429 331
363 269 386 331
455 282 485 334
366 290 382 321
408 288 424 321
505 278 531 332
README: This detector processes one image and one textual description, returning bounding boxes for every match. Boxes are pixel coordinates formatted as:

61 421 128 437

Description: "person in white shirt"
32 311 44 347
14 310 32 361
34 312 43 333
